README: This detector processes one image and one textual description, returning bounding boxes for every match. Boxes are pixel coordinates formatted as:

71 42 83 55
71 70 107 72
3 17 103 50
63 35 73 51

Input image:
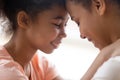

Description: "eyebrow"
54 16 64 20
55 15 70 20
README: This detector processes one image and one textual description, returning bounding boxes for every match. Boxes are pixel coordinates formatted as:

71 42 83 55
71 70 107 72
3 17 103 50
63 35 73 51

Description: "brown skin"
81 39 120 80
66 0 120 50
4 5 68 80
66 0 120 79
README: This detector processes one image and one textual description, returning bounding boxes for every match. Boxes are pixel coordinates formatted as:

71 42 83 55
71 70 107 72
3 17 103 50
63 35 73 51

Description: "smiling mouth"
88 38 92 42
87 38 96 46
88 39 99 48
51 41 61 49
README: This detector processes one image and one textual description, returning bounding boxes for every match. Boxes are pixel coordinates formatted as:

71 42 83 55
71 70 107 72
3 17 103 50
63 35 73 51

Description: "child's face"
25 6 68 53
67 1 110 50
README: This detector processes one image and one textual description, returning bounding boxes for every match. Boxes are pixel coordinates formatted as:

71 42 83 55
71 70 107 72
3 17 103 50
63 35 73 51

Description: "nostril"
80 34 86 39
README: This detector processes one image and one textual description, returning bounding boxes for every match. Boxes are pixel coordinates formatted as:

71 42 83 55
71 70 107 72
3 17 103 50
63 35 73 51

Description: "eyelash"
74 19 80 26
54 24 61 29
77 22 80 26
75 21 80 26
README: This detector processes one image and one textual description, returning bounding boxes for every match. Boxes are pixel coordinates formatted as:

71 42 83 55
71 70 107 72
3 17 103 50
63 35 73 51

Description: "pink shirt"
0 46 58 80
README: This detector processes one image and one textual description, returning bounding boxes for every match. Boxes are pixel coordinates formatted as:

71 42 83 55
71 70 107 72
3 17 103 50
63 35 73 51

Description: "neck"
4 33 37 68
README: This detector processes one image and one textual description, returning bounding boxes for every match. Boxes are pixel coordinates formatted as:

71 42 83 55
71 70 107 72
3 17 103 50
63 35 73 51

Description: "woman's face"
25 6 68 53
66 1 111 50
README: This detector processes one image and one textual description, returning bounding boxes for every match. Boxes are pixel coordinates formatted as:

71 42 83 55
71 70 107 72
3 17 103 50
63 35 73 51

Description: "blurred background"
0 18 99 80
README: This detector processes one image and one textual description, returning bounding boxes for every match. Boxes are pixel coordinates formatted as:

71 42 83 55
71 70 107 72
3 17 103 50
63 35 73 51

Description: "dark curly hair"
0 0 66 36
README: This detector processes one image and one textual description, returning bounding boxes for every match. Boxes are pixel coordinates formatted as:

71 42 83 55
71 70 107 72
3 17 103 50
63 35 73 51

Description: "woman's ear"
92 0 106 15
17 11 30 29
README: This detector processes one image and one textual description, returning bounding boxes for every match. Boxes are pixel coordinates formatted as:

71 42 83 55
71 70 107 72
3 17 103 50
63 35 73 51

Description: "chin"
93 43 100 49
94 44 103 50
43 49 54 54
99 46 105 50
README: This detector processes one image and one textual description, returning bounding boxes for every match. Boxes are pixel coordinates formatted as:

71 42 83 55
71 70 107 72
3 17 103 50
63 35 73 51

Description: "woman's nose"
80 34 86 39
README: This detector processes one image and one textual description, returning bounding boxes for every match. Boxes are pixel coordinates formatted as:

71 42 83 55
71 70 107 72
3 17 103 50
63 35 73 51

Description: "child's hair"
69 0 120 10
0 0 66 36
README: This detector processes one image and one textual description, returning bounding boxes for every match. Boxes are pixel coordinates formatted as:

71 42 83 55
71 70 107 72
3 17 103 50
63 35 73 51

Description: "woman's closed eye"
74 21 80 27
72 17 80 26
77 22 80 26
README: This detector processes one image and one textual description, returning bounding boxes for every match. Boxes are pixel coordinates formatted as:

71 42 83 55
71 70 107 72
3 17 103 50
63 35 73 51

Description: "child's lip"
51 41 61 49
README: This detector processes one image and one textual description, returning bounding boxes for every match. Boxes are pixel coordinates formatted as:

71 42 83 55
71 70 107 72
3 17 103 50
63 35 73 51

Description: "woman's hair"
69 0 91 10
0 0 66 36
69 0 120 10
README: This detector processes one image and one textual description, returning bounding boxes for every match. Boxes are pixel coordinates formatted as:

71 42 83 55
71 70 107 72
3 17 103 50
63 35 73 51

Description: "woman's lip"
88 38 95 44
87 38 92 42
87 37 99 48
89 40 98 48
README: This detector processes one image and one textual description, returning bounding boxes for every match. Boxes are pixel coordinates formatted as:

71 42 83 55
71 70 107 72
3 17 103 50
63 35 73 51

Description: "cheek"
50 28 60 38
28 22 61 43
81 17 97 32
41 27 60 41
79 21 98 41
79 21 90 34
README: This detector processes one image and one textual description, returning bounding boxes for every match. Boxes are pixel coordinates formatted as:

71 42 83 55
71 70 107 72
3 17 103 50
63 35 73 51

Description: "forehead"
66 1 81 19
38 5 68 19
66 1 91 20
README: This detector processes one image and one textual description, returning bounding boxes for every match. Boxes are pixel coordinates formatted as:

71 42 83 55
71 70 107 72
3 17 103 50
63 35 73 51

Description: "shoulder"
0 60 28 80
0 65 28 80
32 52 59 80
92 56 120 80
0 46 28 80
32 52 53 68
